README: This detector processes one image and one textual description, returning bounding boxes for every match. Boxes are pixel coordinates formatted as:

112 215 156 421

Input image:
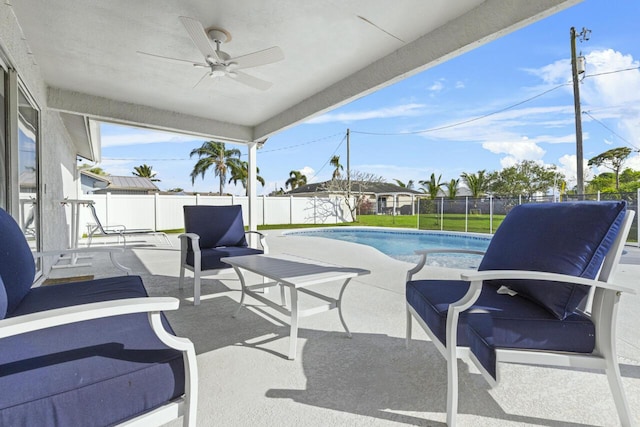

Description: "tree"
393 179 415 189
285 170 307 190
166 187 184 193
79 163 108 176
588 147 633 191
228 160 265 195
132 164 160 182
419 173 444 199
330 155 344 180
489 160 563 199
444 178 459 200
322 170 385 222
189 141 242 195
460 170 489 199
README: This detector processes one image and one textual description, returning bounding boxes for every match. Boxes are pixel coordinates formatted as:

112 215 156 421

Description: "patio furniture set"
0 201 636 425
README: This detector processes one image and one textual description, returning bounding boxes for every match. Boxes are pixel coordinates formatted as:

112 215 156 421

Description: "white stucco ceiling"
9 0 580 154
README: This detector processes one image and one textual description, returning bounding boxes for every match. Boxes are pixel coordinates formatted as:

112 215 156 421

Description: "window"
0 66 5 210
18 86 39 249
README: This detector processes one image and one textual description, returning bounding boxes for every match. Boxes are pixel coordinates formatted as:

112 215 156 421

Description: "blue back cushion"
183 205 248 249
0 275 7 319
0 208 36 314
478 201 626 319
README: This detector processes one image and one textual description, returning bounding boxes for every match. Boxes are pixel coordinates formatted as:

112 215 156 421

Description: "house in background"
289 181 422 215
80 170 159 195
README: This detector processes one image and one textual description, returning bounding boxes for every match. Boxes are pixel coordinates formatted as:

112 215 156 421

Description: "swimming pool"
285 227 492 268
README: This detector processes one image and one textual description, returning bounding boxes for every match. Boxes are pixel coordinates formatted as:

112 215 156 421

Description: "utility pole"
571 26 590 198
346 128 351 201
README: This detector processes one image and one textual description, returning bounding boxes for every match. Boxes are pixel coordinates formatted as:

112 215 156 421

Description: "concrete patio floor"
54 230 640 426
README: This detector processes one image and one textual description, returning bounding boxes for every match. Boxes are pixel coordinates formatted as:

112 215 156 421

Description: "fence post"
440 197 444 231
314 197 317 225
465 197 468 233
105 192 111 227
416 196 420 229
637 189 639 248
519 194 522 205
154 192 159 231
489 195 494 234
196 193 201 205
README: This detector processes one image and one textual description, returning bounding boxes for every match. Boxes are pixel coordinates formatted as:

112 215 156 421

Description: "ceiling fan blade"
230 46 284 70
179 16 221 62
229 71 273 91
137 51 207 67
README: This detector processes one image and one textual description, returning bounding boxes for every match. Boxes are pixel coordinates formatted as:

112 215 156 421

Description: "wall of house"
1 4 78 256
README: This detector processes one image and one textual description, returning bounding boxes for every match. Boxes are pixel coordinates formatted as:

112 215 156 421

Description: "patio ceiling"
10 0 580 160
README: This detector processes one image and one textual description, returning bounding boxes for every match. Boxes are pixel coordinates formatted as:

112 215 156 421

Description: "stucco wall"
1 3 78 257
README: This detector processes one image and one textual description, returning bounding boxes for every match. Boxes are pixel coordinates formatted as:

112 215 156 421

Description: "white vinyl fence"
76 194 354 234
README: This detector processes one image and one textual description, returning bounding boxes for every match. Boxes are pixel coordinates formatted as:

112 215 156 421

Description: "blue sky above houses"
96 0 640 195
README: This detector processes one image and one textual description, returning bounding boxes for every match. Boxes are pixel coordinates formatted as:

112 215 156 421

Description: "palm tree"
228 160 265 195
132 164 160 182
393 179 415 189
461 170 489 198
189 141 241 195
330 155 344 180
419 173 444 199
445 178 459 199
285 170 307 190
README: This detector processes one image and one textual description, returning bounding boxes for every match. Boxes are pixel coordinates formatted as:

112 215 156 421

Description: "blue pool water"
285 228 492 268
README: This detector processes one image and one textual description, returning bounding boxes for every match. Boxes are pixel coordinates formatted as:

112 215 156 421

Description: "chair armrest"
178 233 201 253
34 247 132 275
407 248 486 281
460 270 636 295
0 297 179 339
246 230 269 253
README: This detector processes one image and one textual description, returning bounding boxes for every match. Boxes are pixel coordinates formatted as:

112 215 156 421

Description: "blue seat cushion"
0 207 36 315
184 205 248 249
0 276 185 427
186 246 263 270
478 201 626 319
406 279 595 367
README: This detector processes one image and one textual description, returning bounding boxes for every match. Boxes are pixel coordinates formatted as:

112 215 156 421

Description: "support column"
247 142 258 245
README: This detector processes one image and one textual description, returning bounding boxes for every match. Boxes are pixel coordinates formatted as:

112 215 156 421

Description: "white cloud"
306 103 425 124
429 80 445 92
482 138 546 161
455 81 465 89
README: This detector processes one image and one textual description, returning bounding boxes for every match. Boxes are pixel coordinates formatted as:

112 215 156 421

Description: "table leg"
233 266 247 318
288 287 299 360
337 278 353 338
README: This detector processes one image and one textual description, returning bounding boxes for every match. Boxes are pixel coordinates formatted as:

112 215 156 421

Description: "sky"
93 0 640 196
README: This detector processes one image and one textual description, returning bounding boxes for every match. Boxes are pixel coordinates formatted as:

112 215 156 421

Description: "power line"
583 111 640 151
351 83 569 136
307 133 347 182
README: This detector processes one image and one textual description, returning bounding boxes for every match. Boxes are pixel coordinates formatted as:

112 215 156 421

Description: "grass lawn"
258 214 505 234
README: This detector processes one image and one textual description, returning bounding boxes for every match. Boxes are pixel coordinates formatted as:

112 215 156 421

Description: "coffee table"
222 253 370 360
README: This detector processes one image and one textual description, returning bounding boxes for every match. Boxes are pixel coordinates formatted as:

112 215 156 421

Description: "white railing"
75 194 354 233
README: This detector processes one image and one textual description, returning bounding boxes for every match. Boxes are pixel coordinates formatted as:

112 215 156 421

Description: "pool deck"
54 229 640 426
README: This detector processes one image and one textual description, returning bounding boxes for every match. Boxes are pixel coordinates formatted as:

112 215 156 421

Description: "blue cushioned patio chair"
0 207 198 426
179 205 268 305
406 201 635 426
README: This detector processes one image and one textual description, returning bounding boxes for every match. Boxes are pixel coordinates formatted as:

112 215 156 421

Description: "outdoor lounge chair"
0 207 197 426
86 203 171 247
405 201 635 426
179 205 268 305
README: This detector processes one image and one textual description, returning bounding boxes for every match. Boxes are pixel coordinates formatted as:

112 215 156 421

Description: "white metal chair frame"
3 246 198 427
86 203 171 247
406 210 636 427
178 231 268 305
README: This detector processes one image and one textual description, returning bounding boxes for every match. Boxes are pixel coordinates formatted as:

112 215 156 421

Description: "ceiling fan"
138 16 284 90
